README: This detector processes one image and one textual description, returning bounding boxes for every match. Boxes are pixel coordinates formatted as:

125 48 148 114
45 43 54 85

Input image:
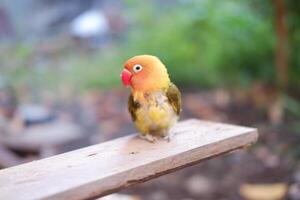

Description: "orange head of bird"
121 55 170 92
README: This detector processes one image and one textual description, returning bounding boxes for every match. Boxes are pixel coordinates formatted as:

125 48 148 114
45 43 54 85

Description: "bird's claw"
163 135 171 142
163 132 174 142
139 134 156 143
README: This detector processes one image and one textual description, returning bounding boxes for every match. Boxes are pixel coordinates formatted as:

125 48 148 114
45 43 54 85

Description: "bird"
121 55 181 142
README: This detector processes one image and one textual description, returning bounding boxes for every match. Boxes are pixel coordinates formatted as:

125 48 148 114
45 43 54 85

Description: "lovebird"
121 55 181 142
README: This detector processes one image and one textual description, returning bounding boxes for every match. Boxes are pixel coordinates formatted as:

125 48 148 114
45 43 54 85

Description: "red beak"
121 69 132 86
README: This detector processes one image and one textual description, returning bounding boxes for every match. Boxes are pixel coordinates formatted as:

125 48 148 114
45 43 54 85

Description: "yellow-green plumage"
122 55 181 141
128 82 181 138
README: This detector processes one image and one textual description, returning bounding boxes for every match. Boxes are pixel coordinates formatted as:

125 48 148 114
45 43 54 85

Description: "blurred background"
0 0 299 199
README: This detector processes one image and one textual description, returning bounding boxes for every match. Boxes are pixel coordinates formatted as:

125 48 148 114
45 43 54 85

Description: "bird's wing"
166 82 182 116
128 94 140 121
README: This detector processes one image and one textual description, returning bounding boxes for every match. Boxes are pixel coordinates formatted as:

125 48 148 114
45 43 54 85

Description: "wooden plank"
0 119 258 200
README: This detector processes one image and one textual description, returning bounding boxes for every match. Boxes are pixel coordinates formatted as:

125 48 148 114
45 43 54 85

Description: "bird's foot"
163 132 174 142
139 134 156 143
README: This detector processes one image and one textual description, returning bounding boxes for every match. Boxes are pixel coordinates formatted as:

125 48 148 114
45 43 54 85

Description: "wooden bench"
0 119 258 200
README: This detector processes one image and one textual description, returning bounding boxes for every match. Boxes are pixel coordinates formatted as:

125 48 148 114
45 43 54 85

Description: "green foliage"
123 0 276 88
2 0 300 91
62 50 126 90
286 0 300 86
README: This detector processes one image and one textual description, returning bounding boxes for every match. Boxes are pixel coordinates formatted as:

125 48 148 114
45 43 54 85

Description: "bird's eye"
133 64 143 73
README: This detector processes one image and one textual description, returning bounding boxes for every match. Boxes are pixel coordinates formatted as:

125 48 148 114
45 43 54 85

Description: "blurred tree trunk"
273 0 289 90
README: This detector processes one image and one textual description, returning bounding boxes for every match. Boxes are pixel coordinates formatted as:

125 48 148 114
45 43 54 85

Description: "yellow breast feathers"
134 91 178 136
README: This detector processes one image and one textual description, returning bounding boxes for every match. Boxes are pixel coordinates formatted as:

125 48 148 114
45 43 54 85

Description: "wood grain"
0 119 258 200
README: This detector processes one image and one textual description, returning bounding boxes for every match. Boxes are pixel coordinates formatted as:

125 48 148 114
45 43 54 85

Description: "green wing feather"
166 82 182 116
128 94 140 121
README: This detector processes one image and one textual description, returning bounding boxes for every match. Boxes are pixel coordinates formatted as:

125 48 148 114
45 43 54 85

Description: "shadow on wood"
0 119 258 200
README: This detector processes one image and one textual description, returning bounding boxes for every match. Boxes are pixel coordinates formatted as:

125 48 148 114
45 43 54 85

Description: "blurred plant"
1 0 299 92
286 0 300 87
124 0 276 88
